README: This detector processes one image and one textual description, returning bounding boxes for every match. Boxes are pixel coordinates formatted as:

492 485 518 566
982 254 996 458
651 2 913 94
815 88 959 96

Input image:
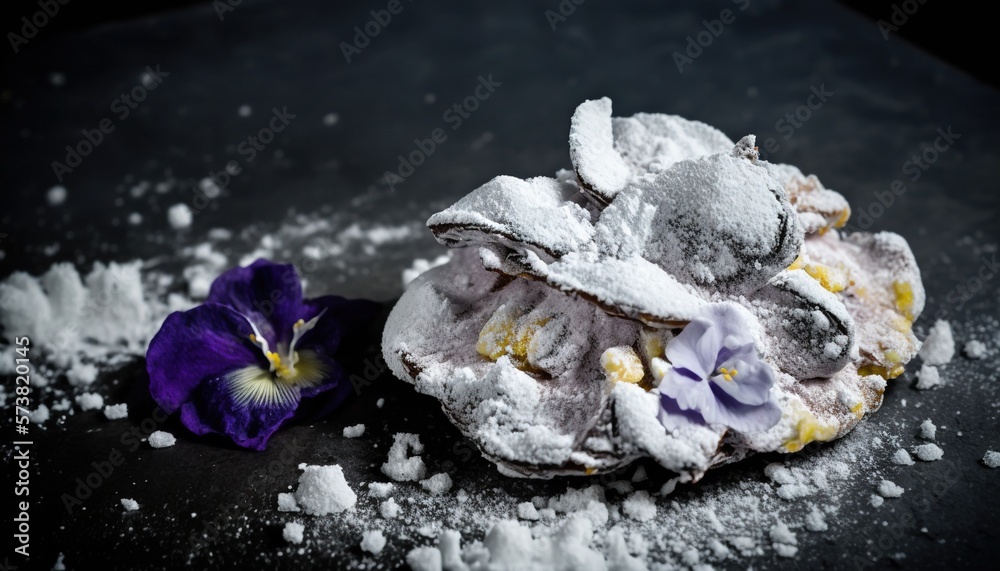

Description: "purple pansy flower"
146 259 377 450
657 303 782 433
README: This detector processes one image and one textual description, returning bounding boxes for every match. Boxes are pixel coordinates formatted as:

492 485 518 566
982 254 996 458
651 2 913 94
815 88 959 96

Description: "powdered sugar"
360 530 386 554
103 403 128 420
295 465 357 515
381 433 427 482
913 443 944 462
915 364 942 390
877 480 904 498
984 451 1000 468
343 424 365 438
920 320 955 365
148 430 176 448
283 522 305 544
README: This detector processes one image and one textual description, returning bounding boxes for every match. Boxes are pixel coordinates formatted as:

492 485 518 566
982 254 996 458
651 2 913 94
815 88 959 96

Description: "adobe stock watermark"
189 106 296 211
7 0 71 54
50 66 170 182
381 74 501 191
844 126 960 232
939 252 999 317
544 0 587 31
877 0 929 40
213 0 245 21
672 0 751 73
756 84 834 161
340 0 413 63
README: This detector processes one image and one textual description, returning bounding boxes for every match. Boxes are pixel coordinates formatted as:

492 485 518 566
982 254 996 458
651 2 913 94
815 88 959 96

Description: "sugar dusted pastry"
383 98 924 480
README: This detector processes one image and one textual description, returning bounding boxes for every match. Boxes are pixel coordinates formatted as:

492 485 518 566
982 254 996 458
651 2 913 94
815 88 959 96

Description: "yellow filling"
476 310 548 367
849 401 865 420
858 363 905 380
600 347 645 385
893 281 915 322
783 408 838 453
787 256 849 293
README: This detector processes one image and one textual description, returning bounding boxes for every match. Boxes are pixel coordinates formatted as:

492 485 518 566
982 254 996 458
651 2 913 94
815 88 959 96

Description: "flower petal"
664 316 718 379
206 259 304 345
709 355 774 406
658 366 718 417
147 303 262 414
657 393 706 431
179 368 300 451
705 388 782 433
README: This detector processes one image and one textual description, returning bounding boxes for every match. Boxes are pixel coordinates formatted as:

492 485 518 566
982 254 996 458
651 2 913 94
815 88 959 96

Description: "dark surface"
2 0 999 569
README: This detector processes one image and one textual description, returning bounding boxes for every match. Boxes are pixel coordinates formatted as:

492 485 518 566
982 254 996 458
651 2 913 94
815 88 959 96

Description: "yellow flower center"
717 367 738 382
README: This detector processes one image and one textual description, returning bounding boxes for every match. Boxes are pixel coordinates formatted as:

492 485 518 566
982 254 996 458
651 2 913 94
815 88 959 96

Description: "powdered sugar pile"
920 320 955 365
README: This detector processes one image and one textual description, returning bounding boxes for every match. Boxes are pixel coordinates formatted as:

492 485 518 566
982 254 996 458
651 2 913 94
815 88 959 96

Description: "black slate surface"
2 0 999 569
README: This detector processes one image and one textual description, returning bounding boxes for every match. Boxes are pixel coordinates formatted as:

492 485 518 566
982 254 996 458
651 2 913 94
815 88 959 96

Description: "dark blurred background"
3 0 995 89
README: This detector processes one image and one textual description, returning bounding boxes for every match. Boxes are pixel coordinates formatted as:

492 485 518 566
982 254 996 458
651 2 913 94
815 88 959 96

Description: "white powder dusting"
984 451 1000 468
148 430 176 448
283 522 305 544
804 505 828 532
343 424 365 438
168 203 193 229
915 364 942 390
67 362 98 387
622 491 657 522
770 521 799 558
919 419 937 440
295 465 357 515
406 546 442 571
75 392 103 411
277 492 300 512
376 398 385 409
913 443 944 462
877 480 904 498
381 433 427 482
517 502 540 521
891 449 914 466
964 340 987 359
103 403 128 420
28 404 50 424
121 498 139 512
870 494 884 507
368 482 394 498
919 320 955 365
361 529 387 555
420 473 453 495
380 498 400 519
47 185 68 206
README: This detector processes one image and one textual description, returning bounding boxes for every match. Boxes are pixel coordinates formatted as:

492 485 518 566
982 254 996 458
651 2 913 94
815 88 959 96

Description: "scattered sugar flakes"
805 505 828 532
361 529 387 555
343 423 365 438
368 482 394 498
877 480 904 498
919 320 955 365
381 433 426 482
283 522 305 544
406 546 442 571
47 185 67 206
103 403 128 420
915 364 942 390
67 362 99 386
277 492 300 512
420 473 453 495
295 465 357 515
148 430 176 448
380 497 400 519
53 553 66 571
622 490 657 522
121 498 139 512
28 404 50 424
167 203 193 229
75 392 104 411
770 521 798 558
891 449 915 466
964 340 987 359
871 494 885 508
919 419 937 440
983 451 1000 468
517 501 540 521
376 398 385 408
913 443 944 462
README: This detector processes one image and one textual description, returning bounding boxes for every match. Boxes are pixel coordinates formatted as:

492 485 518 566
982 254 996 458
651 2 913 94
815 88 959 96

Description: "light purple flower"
146 259 377 450
657 303 781 433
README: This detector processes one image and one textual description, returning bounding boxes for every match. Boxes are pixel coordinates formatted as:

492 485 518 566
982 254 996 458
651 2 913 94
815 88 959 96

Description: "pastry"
382 98 924 480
